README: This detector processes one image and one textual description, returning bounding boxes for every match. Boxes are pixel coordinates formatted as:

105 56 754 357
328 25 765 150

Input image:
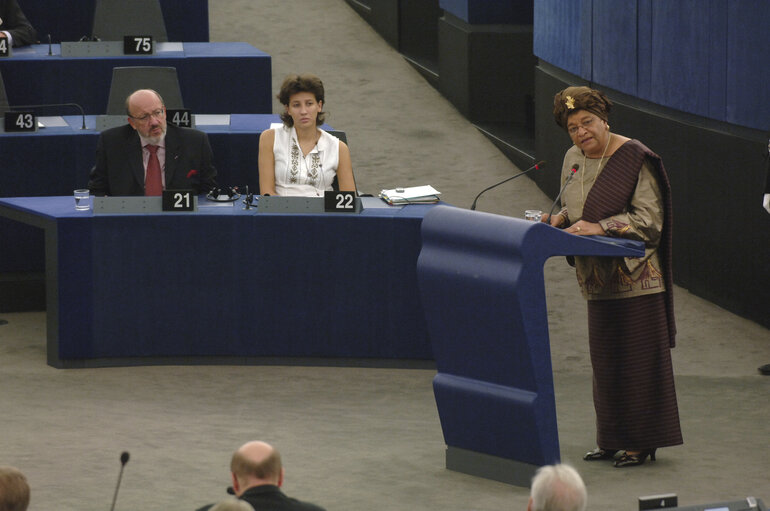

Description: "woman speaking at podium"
545 86 682 468
258 74 355 196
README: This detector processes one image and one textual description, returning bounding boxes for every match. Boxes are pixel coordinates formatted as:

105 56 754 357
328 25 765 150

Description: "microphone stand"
545 164 579 222
13 103 88 130
470 161 546 211
110 451 130 511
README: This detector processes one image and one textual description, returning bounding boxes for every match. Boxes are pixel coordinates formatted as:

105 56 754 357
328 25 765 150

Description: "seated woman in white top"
258 74 355 196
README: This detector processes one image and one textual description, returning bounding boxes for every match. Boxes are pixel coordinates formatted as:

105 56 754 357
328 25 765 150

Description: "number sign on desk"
124 36 154 55
325 191 357 212
167 109 193 128
162 190 196 211
4 112 37 132
0 38 10 57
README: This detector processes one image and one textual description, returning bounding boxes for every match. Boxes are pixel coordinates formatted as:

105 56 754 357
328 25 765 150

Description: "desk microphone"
12 102 87 130
47 34 52 56
470 160 546 210
206 186 241 202
109 451 130 511
546 164 579 223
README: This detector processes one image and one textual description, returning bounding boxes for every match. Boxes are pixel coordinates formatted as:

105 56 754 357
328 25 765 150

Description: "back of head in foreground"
0 466 30 511
528 464 587 511
230 441 284 495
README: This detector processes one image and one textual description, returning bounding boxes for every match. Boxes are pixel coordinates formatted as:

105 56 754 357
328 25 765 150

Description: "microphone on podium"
545 163 579 222
109 451 130 511
470 160 546 211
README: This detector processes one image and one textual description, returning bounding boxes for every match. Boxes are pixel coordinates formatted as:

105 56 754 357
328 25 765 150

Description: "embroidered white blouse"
272 125 340 196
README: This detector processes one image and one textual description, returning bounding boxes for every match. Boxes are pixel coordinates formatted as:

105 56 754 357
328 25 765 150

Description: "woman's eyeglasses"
567 117 595 135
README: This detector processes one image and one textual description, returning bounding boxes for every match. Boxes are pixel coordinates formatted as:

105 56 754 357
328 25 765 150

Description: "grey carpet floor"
1 1 769 510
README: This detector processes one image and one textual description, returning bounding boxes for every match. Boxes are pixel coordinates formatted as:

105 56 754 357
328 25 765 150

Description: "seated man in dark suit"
88 88 218 196
196 441 325 511
0 0 37 46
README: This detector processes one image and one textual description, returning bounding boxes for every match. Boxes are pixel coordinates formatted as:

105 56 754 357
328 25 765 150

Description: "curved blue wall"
534 0 770 131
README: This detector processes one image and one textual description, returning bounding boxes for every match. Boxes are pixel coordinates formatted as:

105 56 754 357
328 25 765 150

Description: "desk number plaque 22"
325 191 356 213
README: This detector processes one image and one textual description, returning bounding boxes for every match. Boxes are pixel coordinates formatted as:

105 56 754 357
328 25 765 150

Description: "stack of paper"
379 185 441 205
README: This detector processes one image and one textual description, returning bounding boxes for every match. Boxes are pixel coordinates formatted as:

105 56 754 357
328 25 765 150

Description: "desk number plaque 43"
5 111 37 132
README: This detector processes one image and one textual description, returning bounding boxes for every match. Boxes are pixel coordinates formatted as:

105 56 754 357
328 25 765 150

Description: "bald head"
230 441 283 494
125 89 167 142
0 466 30 511
529 464 586 511
125 89 164 115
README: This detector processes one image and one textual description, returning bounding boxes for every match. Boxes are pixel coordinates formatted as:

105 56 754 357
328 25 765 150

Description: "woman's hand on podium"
565 220 605 236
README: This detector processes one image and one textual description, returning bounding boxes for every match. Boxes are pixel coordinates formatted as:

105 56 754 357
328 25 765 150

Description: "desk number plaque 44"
167 109 193 128
325 191 356 212
124 35 154 55
162 190 196 212
0 37 10 57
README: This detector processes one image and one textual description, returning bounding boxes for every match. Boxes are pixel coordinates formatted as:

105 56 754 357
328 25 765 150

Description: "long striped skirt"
588 293 683 450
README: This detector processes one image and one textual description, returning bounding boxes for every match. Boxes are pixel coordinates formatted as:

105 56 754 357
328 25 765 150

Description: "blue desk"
23 0 210 43
0 43 271 114
0 114 282 274
0 197 435 368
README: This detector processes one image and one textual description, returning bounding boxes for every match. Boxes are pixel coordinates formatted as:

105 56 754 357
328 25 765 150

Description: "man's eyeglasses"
567 117 595 135
130 108 165 123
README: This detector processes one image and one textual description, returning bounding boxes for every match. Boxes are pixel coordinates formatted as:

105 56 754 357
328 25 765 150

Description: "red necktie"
145 144 163 196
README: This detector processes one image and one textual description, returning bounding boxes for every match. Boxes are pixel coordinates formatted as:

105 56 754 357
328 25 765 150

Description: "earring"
606 123 610 130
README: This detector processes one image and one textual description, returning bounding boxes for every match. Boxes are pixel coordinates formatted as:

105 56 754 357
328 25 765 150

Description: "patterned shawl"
581 140 677 347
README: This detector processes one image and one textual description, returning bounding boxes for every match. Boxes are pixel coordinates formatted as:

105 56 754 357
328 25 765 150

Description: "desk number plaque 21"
162 190 196 212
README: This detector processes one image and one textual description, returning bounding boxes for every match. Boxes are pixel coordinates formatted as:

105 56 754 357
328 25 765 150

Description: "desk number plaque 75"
124 36 154 55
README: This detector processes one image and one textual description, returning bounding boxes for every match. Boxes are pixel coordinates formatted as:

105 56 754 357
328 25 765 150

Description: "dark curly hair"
277 73 326 127
552 86 613 131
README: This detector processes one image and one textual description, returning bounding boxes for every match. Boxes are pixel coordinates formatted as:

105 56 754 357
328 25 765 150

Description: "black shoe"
613 449 657 468
758 364 770 375
583 447 618 461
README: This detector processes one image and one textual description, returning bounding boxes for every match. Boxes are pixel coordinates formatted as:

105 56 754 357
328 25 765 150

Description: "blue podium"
416 205 645 486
